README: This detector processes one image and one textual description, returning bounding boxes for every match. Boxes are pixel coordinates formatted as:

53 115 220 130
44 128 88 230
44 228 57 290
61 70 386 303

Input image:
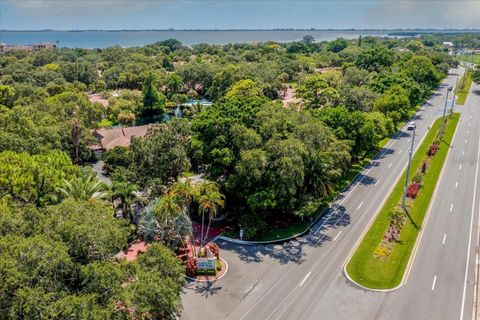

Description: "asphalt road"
181 67 473 320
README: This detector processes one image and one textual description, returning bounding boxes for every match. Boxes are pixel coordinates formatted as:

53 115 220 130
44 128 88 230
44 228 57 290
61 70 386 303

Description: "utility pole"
402 126 416 208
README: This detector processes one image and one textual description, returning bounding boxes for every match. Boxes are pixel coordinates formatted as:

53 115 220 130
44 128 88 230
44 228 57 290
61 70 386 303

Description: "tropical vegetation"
0 33 474 315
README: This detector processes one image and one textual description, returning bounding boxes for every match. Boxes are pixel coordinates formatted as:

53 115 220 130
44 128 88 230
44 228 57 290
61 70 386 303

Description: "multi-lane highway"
182 67 477 320
373 78 480 320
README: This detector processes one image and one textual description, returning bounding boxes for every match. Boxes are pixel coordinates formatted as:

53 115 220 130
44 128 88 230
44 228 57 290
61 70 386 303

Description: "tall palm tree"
57 174 109 201
151 192 191 249
111 181 139 222
170 178 196 247
170 178 195 213
69 118 82 165
153 192 182 225
196 181 225 248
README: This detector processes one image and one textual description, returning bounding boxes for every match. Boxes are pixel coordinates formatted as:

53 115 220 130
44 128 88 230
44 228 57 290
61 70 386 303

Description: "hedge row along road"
346 112 460 289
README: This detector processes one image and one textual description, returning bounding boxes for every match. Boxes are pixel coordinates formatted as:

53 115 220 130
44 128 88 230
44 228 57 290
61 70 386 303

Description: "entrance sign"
197 258 216 270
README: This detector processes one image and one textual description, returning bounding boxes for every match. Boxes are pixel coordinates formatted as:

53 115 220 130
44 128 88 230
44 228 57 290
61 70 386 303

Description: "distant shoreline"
3 29 479 49
2 28 480 33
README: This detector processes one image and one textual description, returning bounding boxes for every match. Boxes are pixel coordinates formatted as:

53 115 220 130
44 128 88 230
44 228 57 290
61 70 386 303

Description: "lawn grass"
346 113 460 289
455 71 472 105
255 221 311 242
458 54 480 65
227 107 436 242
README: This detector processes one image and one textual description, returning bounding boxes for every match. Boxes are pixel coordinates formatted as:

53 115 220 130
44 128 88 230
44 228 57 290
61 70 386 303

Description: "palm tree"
117 112 136 127
153 192 182 225
111 181 139 222
170 178 195 213
170 178 197 247
151 192 191 249
196 181 225 248
57 174 109 201
69 118 82 164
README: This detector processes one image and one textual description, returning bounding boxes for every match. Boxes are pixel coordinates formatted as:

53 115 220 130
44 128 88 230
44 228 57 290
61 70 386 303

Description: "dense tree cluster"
0 34 463 314
0 199 184 319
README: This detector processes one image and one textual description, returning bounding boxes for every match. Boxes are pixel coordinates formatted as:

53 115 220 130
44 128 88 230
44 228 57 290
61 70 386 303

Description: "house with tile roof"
89 124 152 152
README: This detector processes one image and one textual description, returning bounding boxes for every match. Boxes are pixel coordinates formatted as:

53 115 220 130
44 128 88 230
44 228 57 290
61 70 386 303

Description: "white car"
407 121 416 130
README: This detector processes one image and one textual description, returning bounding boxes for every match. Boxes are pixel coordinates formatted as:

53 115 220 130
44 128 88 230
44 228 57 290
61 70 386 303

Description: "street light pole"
402 126 416 208
451 76 458 113
440 87 450 135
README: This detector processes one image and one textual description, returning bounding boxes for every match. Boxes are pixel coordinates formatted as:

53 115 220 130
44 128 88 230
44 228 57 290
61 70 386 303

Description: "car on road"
407 121 416 130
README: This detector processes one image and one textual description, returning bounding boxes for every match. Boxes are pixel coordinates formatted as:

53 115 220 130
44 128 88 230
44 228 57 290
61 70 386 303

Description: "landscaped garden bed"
346 113 460 289
184 242 228 282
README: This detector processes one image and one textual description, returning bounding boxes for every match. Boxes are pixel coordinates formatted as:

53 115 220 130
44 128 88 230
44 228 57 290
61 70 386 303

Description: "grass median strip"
455 71 472 105
346 113 460 289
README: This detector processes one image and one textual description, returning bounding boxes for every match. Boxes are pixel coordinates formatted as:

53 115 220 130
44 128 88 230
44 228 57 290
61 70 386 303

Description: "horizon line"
2 28 480 32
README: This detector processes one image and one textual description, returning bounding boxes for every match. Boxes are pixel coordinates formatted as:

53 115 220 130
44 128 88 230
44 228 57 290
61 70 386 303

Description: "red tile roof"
91 124 152 150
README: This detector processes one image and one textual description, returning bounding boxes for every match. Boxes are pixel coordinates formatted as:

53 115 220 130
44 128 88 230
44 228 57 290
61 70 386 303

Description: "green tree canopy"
0 150 76 206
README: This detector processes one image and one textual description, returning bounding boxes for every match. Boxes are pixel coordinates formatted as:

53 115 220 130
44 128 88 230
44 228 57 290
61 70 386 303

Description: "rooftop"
90 124 152 150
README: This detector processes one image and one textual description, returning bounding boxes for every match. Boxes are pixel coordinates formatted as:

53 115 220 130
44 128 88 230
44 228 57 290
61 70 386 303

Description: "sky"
1 0 480 30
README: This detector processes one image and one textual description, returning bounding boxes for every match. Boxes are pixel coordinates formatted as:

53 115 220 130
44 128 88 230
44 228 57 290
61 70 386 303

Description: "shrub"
412 171 424 184
406 182 421 199
185 257 197 277
239 213 268 240
206 242 220 259
196 269 216 276
421 157 431 173
428 143 439 157
216 260 222 271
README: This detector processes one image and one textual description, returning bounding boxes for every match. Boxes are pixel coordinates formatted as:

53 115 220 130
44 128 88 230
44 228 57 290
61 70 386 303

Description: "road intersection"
182 67 479 320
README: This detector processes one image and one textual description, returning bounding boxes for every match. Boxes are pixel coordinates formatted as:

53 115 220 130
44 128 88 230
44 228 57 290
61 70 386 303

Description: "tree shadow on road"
375 148 395 159
184 279 223 298
215 199 356 266
217 237 307 265
300 204 351 247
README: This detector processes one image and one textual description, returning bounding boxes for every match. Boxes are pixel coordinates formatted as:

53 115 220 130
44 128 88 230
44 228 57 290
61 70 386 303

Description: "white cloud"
366 0 480 28
7 0 160 17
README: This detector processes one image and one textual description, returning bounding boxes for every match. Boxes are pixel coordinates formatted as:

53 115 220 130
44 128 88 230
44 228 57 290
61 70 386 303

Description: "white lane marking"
375 180 380 186
432 275 437 291
450 203 454 213
357 201 364 210
460 137 480 320
463 150 465 156
467 130 470 134
399 149 402 154
388 163 393 169
459 164 462 170
241 110 432 320
443 233 447 245
333 231 342 242
299 272 311 287
466 139 468 144
455 181 458 188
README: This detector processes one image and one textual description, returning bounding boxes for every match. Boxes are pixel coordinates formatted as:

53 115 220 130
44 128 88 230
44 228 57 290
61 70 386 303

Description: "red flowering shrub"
428 144 439 157
407 182 421 199
207 242 220 259
186 257 197 277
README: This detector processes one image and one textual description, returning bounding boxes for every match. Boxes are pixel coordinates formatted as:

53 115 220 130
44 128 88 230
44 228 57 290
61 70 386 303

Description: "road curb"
220 69 462 248
402 113 461 285
219 129 408 246
343 112 460 292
